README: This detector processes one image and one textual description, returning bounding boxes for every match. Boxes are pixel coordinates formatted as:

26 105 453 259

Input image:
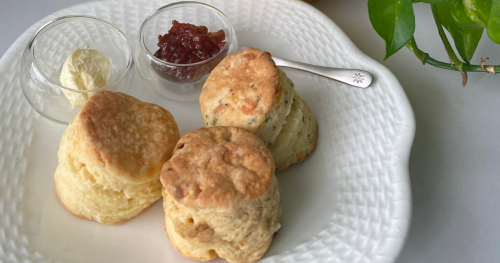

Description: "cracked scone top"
161 126 274 209
199 47 294 146
160 126 282 262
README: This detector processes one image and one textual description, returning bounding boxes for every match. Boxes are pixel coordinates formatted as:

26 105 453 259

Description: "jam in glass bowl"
136 1 238 101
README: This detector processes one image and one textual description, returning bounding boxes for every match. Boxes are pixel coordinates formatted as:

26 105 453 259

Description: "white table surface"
2 0 500 262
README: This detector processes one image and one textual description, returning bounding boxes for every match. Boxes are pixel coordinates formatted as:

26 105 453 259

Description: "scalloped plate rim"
0 0 415 262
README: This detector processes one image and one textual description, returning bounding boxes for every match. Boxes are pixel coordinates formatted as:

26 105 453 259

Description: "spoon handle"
271 56 374 88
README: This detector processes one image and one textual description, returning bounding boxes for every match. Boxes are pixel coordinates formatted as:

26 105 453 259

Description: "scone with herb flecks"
200 47 318 171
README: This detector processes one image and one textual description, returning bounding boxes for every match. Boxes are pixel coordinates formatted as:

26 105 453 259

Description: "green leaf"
420 0 447 3
450 29 483 63
487 0 500 43
368 0 415 60
435 0 456 28
463 0 491 26
451 0 490 34
436 0 483 63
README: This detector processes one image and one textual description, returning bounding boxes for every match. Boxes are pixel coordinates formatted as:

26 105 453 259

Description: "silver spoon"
238 45 374 88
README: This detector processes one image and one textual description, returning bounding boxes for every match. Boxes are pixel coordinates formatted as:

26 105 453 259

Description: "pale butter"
60 48 111 108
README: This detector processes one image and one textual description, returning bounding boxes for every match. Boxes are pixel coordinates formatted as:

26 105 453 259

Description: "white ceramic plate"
0 0 415 262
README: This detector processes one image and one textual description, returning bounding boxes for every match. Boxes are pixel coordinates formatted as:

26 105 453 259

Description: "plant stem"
405 38 500 73
406 37 426 61
430 3 463 69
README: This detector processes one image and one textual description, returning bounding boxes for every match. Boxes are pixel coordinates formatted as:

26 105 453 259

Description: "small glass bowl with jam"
136 1 238 101
20 15 134 124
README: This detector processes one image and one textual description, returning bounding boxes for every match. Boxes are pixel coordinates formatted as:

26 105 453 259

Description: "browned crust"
160 126 275 210
75 91 180 183
54 181 158 225
200 48 282 133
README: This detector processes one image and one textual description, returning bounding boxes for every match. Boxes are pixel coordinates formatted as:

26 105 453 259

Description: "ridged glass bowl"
20 15 134 124
136 1 238 101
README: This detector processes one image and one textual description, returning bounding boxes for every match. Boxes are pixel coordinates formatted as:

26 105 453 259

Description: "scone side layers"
269 90 318 171
163 177 282 262
54 164 161 225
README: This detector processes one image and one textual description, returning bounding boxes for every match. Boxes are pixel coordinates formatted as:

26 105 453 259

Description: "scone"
160 126 282 262
199 47 318 171
269 90 318 171
54 91 180 224
199 47 294 146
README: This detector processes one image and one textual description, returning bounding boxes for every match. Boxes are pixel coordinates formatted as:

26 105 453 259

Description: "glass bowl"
20 15 134 124
136 1 238 101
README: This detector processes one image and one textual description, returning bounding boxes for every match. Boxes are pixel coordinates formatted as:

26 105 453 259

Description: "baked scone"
269 90 318 171
54 91 180 224
199 47 294 146
160 126 282 262
199 47 318 171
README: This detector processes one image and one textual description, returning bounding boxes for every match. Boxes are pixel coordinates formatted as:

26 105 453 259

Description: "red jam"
152 20 227 82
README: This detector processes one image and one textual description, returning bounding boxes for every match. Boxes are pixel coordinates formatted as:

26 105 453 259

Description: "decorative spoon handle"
237 45 374 88
271 56 374 88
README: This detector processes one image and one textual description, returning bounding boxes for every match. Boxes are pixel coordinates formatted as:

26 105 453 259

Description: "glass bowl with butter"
20 15 134 124
136 1 238 101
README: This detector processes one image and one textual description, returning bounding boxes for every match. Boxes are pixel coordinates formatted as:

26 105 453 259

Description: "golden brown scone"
160 127 282 262
54 91 180 224
200 47 318 171
270 90 318 171
200 47 294 146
